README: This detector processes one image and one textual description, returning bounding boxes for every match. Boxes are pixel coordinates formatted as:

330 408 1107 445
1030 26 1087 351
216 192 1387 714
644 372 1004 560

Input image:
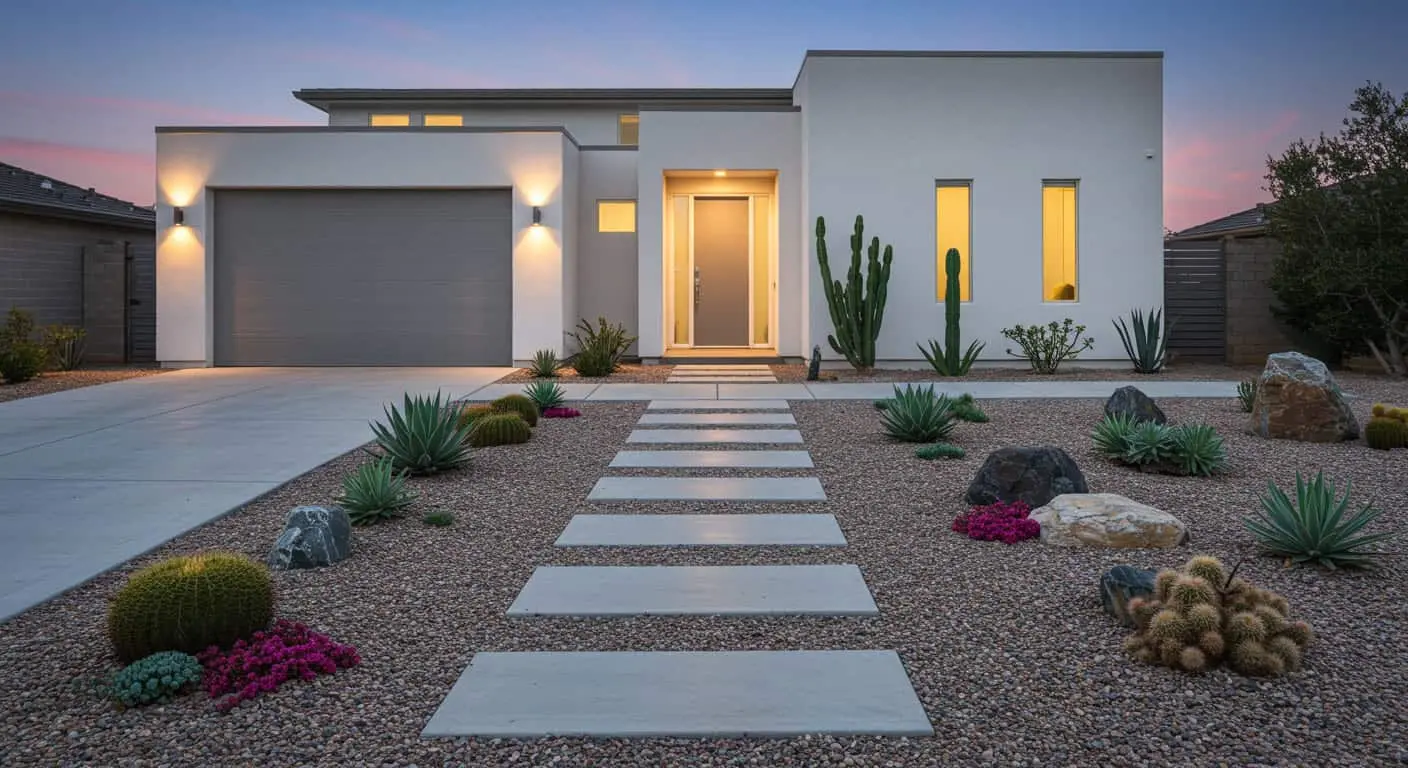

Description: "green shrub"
1170 423 1229 476
570 317 636 377
1364 417 1408 450
1000 319 1095 374
1237 379 1258 413
0 307 47 384
522 380 566 412
456 403 495 431
528 348 565 378
335 457 416 526
880 384 956 443
1246 472 1398 570
1091 415 1227 477
1092 412 1137 457
1113 308 1170 374
492 393 539 427
109 651 203 707
469 412 532 447
107 552 275 664
42 324 86 371
915 442 965 460
1124 420 1177 465
422 510 456 527
948 393 989 423
370 391 471 475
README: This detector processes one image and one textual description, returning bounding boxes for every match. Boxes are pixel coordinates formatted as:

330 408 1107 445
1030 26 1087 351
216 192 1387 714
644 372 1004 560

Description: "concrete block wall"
1223 236 1294 365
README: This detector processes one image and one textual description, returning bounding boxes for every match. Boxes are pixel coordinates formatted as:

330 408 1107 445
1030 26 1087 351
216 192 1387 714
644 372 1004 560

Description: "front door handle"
694 267 702 304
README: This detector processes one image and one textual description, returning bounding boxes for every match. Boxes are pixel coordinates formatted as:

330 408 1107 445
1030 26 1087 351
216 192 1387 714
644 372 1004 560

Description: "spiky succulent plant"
522 380 567 412
879 384 956 443
370 391 472 475
1092 412 1137 458
1246 471 1397 570
335 457 417 526
1169 423 1228 476
1122 420 1177 465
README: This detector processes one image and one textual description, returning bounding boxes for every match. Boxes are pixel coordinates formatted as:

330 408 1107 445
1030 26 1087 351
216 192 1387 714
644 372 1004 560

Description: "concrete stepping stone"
637 412 796 426
588 476 825 501
609 450 813 468
507 564 875 616
669 370 775 377
422 650 934 738
555 513 845 546
646 399 789 410
626 428 803 444
667 377 780 384
670 364 772 371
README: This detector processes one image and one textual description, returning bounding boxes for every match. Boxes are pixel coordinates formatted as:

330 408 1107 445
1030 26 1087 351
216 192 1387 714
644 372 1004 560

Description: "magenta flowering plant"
542 407 582 418
196 619 360 712
952 500 1040 544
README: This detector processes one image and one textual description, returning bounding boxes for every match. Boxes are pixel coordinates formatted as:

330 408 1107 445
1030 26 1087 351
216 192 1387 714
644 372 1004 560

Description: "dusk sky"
1 0 1403 230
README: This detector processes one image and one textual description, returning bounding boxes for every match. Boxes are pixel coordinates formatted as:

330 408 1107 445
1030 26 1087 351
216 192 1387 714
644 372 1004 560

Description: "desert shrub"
469 412 531 447
0 307 48 384
952 501 1038 544
491 393 540 427
1170 423 1229 476
1246 472 1397 569
197 619 359 712
528 348 565 378
1124 555 1313 676
543 406 582 418
1091 415 1227 477
1113 308 1170 374
570 317 636 377
1236 379 1258 413
915 442 965 460
370 391 471 475
107 552 275 663
879 384 956 443
523 380 566 412
456 404 495 431
422 510 455 527
109 651 204 707
334 457 416 526
948 393 989 423
1001 319 1095 374
42 324 86 371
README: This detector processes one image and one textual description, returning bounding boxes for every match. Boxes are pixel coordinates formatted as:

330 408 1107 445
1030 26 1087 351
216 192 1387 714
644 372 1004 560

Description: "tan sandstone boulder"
1249 351 1359 442
1031 493 1188 548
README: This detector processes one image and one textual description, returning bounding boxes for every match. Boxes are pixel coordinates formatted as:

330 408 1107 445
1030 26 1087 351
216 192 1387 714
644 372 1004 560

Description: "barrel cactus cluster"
1122 555 1312 677
1365 403 1408 450
491 393 540 427
469 412 532 447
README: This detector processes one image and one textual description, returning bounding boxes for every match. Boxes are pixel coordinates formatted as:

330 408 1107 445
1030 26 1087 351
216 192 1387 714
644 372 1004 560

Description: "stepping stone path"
666 363 780 384
424 396 932 739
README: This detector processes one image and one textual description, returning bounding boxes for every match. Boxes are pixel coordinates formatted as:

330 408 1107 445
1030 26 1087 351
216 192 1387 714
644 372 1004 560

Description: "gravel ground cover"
495 363 676 384
772 360 1262 383
0 368 166 403
1 380 1406 766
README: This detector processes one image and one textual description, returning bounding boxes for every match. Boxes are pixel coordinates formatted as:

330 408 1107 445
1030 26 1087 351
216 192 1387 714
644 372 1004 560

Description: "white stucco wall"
153 128 571 366
325 106 627 145
798 54 1164 364
577 149 640 344
560 138 580 350
635 109 804 357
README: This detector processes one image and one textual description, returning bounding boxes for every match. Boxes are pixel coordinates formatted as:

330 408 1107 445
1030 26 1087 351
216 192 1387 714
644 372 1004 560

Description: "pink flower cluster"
542 407 582 418
952 500 1040 544
196 619 360 712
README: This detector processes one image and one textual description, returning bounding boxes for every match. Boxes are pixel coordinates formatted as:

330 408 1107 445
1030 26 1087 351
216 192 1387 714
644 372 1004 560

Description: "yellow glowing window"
618 114 640 145
935 183 972 301
1042 182 1078 301
598 201 636 233
424 114 463 127
369 114 410 126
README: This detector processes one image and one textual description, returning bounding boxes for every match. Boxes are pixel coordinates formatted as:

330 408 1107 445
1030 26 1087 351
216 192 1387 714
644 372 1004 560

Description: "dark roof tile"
0 161 154 226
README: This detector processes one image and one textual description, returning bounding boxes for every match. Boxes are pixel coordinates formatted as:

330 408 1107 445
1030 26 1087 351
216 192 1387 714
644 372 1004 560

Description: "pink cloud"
0 138 154 205
0 91 298 125
1164 110 1300 231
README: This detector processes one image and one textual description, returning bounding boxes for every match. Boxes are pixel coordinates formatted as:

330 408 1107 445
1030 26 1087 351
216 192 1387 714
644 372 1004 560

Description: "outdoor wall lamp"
531 206 543 226
172 206 186 226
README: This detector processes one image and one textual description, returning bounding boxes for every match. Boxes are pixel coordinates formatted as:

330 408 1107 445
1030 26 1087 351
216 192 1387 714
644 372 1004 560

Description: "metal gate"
1163 239 1225 361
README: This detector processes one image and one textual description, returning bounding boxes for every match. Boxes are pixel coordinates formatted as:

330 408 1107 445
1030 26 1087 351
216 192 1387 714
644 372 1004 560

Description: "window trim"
369 114 411 127
617 114 640 145
597 199 637 233
935 179 973 304
423 114 464 127
1041 179 1080 303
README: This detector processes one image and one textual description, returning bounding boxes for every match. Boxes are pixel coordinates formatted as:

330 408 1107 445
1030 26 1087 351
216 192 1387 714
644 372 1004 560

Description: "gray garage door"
213 189 512 366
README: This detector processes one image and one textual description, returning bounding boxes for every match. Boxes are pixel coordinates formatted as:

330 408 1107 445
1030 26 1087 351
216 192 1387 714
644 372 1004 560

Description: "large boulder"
965 447 1088 508
1104 385 1166 425
1249 351 1359 442
1100 565 1158 627
1031 493 1188 548
268 505 352 570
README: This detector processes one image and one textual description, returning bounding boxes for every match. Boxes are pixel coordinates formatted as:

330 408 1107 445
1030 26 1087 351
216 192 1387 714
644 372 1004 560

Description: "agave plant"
1169 423 1228 476
523 380 567 411
1246 472 1398 569
1123 420 1177 465
335 457 417 526
528 349 565 378
1237 378 1258 413
369 391 472 475
1092 412 1137 458
1113 308 1171 374
879 384 956 443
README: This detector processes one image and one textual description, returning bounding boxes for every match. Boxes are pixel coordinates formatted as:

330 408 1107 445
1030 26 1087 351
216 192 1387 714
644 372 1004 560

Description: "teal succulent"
369 390 472 474
1092 413 1137 458
1169 423 1228 477
879 384 956 443
915 442 965 460
109 651 204 707
523 380 567 411
1123 420 1177 465
1246 472 1399 570
335 457 417 525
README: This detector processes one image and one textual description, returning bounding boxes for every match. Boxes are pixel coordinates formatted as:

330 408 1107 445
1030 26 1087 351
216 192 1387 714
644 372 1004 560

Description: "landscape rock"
1031 493 1188 548
1100 565 1158 627
965 446 1088 508
1104 385 1166 424
268 505 352 570
1248 351 1359 442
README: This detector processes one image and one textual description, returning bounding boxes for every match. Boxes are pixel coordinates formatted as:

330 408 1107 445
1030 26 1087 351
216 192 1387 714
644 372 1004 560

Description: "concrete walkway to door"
0 367 511 622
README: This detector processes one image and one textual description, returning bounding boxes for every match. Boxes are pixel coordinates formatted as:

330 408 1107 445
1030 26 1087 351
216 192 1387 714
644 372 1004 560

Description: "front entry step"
421 650 934 738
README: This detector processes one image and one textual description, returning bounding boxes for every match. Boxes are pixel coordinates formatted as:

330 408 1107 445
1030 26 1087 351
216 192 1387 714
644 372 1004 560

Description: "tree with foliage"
1265 82 1408 376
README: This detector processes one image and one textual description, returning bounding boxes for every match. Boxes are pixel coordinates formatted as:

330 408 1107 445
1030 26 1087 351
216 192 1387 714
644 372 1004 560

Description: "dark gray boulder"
1100 565 1158 627
965 446 1088 508
1104 385 1166 425
268 505 352 570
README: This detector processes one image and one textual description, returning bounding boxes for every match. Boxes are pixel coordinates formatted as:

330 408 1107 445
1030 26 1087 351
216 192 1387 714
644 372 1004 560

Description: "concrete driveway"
0 367 511 622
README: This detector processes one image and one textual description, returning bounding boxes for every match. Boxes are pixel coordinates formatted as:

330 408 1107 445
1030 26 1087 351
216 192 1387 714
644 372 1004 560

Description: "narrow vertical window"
1042 181 1078 301
618 114 640 145
369 114 410 126
935 182 972 301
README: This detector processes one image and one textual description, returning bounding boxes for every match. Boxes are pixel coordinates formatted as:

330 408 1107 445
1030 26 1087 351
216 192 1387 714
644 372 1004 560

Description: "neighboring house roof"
293 88 795 112
0 161 154 228
1167 203 1270 241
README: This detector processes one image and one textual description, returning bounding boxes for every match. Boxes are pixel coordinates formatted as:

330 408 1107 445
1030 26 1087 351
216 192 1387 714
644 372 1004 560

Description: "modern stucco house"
154 50 1163 367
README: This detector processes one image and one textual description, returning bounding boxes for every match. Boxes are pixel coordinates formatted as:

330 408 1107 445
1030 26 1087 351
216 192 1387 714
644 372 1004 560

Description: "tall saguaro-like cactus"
918 248 985 375
816 215 893 372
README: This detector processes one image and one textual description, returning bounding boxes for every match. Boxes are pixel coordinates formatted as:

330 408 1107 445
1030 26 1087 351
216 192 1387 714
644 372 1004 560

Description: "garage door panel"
213 189 512 366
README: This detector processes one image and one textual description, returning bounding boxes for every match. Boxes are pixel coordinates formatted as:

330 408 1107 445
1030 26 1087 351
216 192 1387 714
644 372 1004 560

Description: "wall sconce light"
172 206 186 226
531 206 543 227
713 170 727 178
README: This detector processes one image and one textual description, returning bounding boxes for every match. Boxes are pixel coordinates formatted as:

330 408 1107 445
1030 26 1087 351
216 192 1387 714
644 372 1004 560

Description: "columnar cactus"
1123 555 1312 677
917 248 984 375
816 215 892 372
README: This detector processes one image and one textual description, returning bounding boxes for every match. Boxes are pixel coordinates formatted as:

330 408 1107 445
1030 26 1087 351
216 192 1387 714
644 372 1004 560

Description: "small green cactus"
422 510 455 527
915 442 965 460
491 394 540 427
1365 416 1408 450
469 412 531 447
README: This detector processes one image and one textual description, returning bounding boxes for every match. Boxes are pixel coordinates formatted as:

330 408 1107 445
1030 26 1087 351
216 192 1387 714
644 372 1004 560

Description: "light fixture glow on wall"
172 207 185 226
531 206 543 226
713 170 727 178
